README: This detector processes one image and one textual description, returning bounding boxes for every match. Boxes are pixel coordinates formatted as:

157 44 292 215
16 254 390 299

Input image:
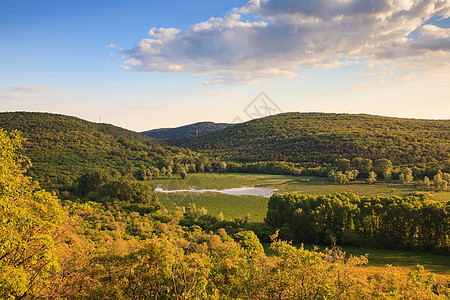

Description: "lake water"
154 187 275 198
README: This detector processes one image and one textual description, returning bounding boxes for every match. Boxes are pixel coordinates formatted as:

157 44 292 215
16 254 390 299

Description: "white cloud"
355 71 416 88
106 43 117 48
417 24 450 38
122 0 450 84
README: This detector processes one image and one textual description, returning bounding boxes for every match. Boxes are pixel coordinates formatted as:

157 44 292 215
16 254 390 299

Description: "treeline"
266 193 450 253
174 112 450 165
208 158 450 190
327 157 450 189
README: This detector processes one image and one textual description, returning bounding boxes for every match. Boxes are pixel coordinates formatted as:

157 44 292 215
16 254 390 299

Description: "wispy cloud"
200 91 246 99
0 85 55 103
123 101 185 109
410 71 450 91
105 43 117 48
355 73 416 88
9 85 54 94
122 0 450 85
0 93 39 100
417 24 450 39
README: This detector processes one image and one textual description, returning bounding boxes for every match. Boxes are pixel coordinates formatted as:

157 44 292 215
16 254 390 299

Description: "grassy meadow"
262 243 450 282
152 172 450 221
152 173 450 201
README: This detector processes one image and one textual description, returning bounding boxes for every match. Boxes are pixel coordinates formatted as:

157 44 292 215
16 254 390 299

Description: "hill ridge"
172 112 450 165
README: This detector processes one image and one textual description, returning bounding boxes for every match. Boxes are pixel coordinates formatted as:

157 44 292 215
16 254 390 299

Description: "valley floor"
152 173 450 281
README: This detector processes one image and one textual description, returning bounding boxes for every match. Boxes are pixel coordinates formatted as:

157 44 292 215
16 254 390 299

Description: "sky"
1 0 449 131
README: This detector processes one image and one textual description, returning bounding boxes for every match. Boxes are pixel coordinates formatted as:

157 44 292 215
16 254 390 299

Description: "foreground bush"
46 230 449 299
0 130 64 299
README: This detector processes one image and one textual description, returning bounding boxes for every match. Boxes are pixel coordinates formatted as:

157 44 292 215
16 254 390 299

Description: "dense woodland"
266 193 450 253
174 112 450 165
1 112 450 298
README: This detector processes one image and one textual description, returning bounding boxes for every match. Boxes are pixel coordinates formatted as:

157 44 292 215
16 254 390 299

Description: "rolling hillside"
142 121 234 139
173 112 450 165
0 112 194 188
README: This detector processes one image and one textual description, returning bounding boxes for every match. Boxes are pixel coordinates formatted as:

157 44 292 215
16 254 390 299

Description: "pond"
154 187 275 198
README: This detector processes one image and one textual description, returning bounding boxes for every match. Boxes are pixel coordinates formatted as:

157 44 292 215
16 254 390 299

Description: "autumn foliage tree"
0 129 64 299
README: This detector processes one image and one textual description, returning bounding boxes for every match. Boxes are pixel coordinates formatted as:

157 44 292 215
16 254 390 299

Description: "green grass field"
152 172 450 221
156 192 269 222
151 172 450 200
263 243 450 281
342 245 450 277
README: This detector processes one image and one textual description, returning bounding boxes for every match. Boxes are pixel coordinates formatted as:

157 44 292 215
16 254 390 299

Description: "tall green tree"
351 157 372 175
399 168 414 184
372 159 393 179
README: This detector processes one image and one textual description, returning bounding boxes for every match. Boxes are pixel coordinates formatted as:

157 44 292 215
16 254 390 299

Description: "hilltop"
142 121 234 140
172 112 450 165
0 112 194 188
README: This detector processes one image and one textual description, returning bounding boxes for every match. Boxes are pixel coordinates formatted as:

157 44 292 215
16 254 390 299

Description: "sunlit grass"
263 243 450 280
157 192 268 222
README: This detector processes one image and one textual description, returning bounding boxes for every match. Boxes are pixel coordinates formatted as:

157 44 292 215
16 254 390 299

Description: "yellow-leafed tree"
0 129 63 299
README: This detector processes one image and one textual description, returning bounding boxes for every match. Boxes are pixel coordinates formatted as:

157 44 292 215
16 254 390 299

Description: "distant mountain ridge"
171 112 450 165
142 121 234 140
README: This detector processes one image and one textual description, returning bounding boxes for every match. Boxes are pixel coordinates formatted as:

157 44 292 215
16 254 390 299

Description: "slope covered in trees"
142 121 234 140
173 113 450 165
0 112 198 188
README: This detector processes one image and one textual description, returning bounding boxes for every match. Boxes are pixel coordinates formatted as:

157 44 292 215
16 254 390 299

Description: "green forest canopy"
174 112 450 165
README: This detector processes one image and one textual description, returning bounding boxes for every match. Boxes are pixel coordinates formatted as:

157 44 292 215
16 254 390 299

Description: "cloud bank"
122 0 450 84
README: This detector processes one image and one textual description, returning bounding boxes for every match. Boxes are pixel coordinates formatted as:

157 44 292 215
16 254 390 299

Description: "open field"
156 192 269 222
262 243 450 281
151 173 450 201
343 245 450 279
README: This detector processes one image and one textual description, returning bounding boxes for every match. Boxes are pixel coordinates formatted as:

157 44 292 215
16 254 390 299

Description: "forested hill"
142 121 234 139
172 112 450 165
0 112 195 188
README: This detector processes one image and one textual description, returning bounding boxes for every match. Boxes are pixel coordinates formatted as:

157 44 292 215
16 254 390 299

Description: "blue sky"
1 0 449 131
